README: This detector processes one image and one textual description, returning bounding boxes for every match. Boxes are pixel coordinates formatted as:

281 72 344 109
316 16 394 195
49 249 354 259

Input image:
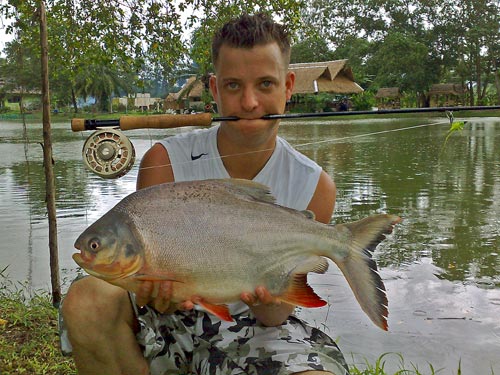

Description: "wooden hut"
289 60 363 95
375 87 401 109
428 84 465 107
163 92 185 112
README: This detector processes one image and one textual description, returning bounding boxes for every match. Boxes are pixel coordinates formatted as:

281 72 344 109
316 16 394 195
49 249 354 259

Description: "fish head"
72 210 144 281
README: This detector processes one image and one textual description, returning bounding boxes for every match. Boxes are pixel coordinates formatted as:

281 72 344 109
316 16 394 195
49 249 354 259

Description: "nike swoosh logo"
191 152 208 161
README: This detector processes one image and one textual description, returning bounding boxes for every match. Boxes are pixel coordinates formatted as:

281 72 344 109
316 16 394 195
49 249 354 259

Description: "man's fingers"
136 281 154 307
241 292 258 306
180 300 195 310
153 281 173 313
256 286 280 305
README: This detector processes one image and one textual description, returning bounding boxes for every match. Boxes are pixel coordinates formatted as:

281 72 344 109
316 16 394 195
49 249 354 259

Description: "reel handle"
71 113 213 132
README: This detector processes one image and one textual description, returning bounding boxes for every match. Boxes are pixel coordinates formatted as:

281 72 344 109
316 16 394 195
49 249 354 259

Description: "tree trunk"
495 72 500 105
39 0 61 307
71 87 78 113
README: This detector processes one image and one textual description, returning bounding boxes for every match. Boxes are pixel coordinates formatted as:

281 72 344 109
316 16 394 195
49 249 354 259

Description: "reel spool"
82 128 135 179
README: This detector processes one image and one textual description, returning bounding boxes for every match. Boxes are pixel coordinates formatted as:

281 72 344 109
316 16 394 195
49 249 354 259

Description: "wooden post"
39 0 61 306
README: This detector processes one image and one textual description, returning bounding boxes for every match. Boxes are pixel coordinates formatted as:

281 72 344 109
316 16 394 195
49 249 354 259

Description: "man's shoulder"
276 136 320 169
164 126 217 144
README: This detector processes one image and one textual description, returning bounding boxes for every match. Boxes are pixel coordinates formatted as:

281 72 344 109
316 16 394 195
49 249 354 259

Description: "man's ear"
285 71 295 100
209 75 218 101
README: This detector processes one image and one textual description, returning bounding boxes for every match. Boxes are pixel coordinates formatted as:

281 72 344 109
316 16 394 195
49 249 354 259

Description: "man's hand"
241 286 295 327
135 281 195 313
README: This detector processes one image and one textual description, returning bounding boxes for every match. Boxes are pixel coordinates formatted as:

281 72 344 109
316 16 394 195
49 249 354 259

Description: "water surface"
0 116 499 373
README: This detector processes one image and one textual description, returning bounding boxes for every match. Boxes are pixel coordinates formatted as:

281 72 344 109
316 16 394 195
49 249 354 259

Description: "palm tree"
74 64 132 112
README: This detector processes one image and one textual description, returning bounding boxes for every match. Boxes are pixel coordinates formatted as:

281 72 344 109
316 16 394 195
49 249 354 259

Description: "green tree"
74 63 133 112
302 0 500 105
0 39 41 111
290 35 335 63
1 0 305 113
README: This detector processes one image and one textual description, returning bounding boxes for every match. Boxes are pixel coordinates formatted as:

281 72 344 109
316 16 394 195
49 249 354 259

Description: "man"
62 13 349 375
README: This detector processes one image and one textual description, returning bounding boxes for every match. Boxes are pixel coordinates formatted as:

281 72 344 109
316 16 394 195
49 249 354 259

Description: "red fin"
197 299 233 322
281 274 327 308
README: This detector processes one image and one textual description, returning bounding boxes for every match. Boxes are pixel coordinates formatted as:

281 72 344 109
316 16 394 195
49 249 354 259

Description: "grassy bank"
1 285 473 375
0 289 75 374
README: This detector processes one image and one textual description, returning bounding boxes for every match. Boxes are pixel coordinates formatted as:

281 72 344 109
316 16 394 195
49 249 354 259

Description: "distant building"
428 84 465 107
135 93 162 111
375 87 401 109
289 60 363 95
287 60 363 111
114 93 162 111
163 92 185 111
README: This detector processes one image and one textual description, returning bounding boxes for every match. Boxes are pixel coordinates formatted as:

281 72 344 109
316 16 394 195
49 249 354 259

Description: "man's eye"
227 82 239 90
261 80 273 88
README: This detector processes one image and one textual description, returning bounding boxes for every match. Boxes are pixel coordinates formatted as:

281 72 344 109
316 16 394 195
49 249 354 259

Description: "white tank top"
158 125 323 210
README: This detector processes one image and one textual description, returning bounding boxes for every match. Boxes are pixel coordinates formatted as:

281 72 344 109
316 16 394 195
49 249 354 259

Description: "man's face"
210 42 295 134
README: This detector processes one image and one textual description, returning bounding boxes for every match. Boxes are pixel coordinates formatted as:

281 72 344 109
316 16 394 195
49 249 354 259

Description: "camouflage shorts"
130 293 349 375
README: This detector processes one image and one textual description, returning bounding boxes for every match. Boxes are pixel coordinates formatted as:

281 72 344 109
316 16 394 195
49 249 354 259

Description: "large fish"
73 179 401 330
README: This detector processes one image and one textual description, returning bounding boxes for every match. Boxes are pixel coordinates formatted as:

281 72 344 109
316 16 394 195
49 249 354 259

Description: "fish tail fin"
334 214 402 331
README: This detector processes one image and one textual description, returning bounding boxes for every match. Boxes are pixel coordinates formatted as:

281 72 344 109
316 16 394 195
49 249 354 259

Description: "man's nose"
241 87 258 111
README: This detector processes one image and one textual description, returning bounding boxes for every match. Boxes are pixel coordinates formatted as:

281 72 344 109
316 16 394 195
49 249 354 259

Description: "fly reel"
82 128 135 179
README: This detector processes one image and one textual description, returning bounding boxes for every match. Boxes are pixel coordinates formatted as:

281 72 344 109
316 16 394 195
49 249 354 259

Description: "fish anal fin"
294 257 329 275
281 273 327 308
197 299 233 322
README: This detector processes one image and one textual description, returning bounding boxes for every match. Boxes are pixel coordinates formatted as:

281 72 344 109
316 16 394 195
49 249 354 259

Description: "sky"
0 16 14 57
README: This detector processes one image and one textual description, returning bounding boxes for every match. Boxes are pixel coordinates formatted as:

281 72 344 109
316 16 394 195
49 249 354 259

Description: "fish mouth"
72 250 143 281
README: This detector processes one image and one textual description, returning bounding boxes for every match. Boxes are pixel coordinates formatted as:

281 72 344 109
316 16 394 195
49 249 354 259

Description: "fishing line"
138 119 449 172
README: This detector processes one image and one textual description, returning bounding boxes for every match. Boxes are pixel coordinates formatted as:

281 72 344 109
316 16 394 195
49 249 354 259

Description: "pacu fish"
73 179 401 330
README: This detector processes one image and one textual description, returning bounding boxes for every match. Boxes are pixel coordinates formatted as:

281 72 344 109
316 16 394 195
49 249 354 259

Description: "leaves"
440 120 468 156
1 0 304 112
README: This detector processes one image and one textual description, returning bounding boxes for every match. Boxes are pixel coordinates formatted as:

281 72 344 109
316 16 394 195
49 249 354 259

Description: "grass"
0 274 493 375
0 286 76 374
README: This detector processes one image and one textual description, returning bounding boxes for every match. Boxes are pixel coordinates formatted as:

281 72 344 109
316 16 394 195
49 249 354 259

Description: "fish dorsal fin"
220 178 276 204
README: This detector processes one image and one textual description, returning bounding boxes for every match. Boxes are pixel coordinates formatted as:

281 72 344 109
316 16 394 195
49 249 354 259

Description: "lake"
1 115 499 374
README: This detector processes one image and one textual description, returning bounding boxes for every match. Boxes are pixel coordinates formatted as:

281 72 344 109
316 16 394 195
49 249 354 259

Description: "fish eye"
89 238 100 251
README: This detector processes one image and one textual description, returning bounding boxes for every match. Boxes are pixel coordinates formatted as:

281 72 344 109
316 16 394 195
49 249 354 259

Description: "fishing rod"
73 105 500 179
71 105 500 132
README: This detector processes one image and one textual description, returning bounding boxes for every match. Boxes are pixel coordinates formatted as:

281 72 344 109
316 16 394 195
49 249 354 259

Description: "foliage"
0 0 305 114
351 91 375 111
74 63 133 112
0 270 76 374
301 0 500 106
291 34 335 63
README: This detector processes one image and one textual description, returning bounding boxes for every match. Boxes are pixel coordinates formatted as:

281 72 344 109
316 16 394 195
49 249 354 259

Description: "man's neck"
216 128 277 180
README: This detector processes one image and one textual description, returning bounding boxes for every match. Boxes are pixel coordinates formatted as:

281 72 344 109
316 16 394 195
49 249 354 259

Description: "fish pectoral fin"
280 273 327 308
196 299 233 322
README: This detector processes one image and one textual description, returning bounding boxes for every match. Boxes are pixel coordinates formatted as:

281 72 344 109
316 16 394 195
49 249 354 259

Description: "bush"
351 91 376 110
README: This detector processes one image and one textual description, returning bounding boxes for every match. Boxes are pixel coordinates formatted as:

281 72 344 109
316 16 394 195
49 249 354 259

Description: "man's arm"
243 170 337 326
136 143 174 190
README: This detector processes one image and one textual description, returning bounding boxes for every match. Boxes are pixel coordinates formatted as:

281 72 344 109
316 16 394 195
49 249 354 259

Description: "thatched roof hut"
428 84 464 96
375 87 401 99
164 92 185 111
428 83 464 107
289 60 363 95
375 87 401 109
177 76 204 100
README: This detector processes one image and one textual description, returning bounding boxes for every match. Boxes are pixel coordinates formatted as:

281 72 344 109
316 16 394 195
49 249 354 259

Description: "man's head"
211 13 291 69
